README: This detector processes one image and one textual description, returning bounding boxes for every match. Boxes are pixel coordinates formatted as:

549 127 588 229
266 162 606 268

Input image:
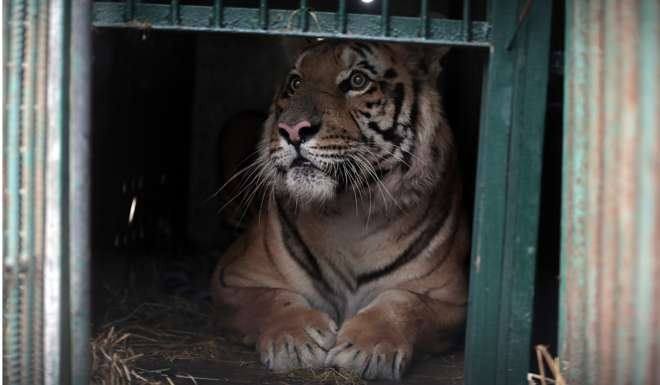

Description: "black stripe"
338 78 351 93
356 193 453 287
366 100 382 109
349 111 369 143
409 80 420 136
368 121 380 131
401 80 420 172
219 266 228 287
350 44 368 58
353 42 374 54
367 118 403 146
357 60 378 75
277 201 332 292
358 110 371 118
279 202 357 293
276 201 345 318
412 220 460 283
380 83 405 145
384 68 398 79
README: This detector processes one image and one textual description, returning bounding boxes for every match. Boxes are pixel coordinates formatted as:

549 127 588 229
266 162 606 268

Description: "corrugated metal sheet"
560 1 659 384
3 0 92 383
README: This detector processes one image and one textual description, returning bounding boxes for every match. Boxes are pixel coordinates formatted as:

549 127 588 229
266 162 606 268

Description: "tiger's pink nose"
277 120 319 144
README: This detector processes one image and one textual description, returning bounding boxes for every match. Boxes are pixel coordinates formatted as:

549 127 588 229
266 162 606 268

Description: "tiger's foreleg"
214 285 338 372
325 289 465 380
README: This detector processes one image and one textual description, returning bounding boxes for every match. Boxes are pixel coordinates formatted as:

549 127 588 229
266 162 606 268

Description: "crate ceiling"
92 1 491 46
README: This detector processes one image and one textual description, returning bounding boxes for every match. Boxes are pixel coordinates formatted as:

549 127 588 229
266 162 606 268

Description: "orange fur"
212 42 467 380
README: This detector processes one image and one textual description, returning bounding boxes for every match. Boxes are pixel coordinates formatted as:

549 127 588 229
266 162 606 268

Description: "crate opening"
90 28 488 384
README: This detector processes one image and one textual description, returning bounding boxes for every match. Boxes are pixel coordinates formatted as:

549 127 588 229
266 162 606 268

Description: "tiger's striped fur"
211 41 469 380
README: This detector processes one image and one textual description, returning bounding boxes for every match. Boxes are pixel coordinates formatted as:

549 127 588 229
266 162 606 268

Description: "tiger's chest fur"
269 166 461 323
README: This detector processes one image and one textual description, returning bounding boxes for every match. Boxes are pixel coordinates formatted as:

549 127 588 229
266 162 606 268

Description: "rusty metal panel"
560 0 659 384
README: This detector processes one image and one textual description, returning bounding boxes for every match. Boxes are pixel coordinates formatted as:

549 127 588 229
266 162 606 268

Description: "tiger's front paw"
257 308 337 372
325 316 413 380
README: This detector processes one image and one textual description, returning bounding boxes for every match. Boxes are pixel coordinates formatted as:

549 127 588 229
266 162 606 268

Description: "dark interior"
89 1 563 383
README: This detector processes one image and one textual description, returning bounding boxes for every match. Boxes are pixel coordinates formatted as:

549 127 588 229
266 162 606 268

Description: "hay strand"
527 345 567 385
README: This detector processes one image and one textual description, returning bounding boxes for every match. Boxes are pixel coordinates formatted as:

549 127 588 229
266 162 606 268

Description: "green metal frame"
464 1 552 384
92 2 492 46
2 1 553 384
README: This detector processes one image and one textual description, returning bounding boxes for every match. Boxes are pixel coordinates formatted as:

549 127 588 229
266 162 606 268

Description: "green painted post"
464 1 552 385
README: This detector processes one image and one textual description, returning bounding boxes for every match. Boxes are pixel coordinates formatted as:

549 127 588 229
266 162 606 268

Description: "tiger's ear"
391 43 451 82
423 45 451 83
280 37 317 65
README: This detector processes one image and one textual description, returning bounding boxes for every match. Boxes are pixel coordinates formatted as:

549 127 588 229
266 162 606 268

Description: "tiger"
211 40 469 380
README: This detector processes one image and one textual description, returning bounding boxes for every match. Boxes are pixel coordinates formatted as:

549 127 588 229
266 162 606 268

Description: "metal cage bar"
298 0 308 31
4 0 27 381
169 0 180 25
92 2 492 46
212 0 223 28
336 0 346 34
68 0 93 383
419 0 429 39
462 0 472 41
380 0 389 36
259 0 268 30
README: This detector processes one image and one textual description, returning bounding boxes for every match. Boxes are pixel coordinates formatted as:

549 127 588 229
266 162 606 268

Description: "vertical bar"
5 0 25 276
299 0 308 31
124 0 135 21
170 0 180 25
419 0 429 39
259 0 268 30
616 1 641 384
580 1 605 383
44 0 70 383
380 0 389 36
462 0 472 41
32 0 50 382
4 0 26 381
336 0 346 34
20 0 40 382
464 0 552 384
559 1 587 383
596 0 621 383
635 1 659 385
212 0 223 28
69 0 92 383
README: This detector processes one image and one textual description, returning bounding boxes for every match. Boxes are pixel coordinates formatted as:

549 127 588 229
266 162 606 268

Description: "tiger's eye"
349 71 368 89
289 75 302 91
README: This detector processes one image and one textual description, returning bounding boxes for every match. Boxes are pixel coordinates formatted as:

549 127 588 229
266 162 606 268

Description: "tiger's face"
261 41 447 205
